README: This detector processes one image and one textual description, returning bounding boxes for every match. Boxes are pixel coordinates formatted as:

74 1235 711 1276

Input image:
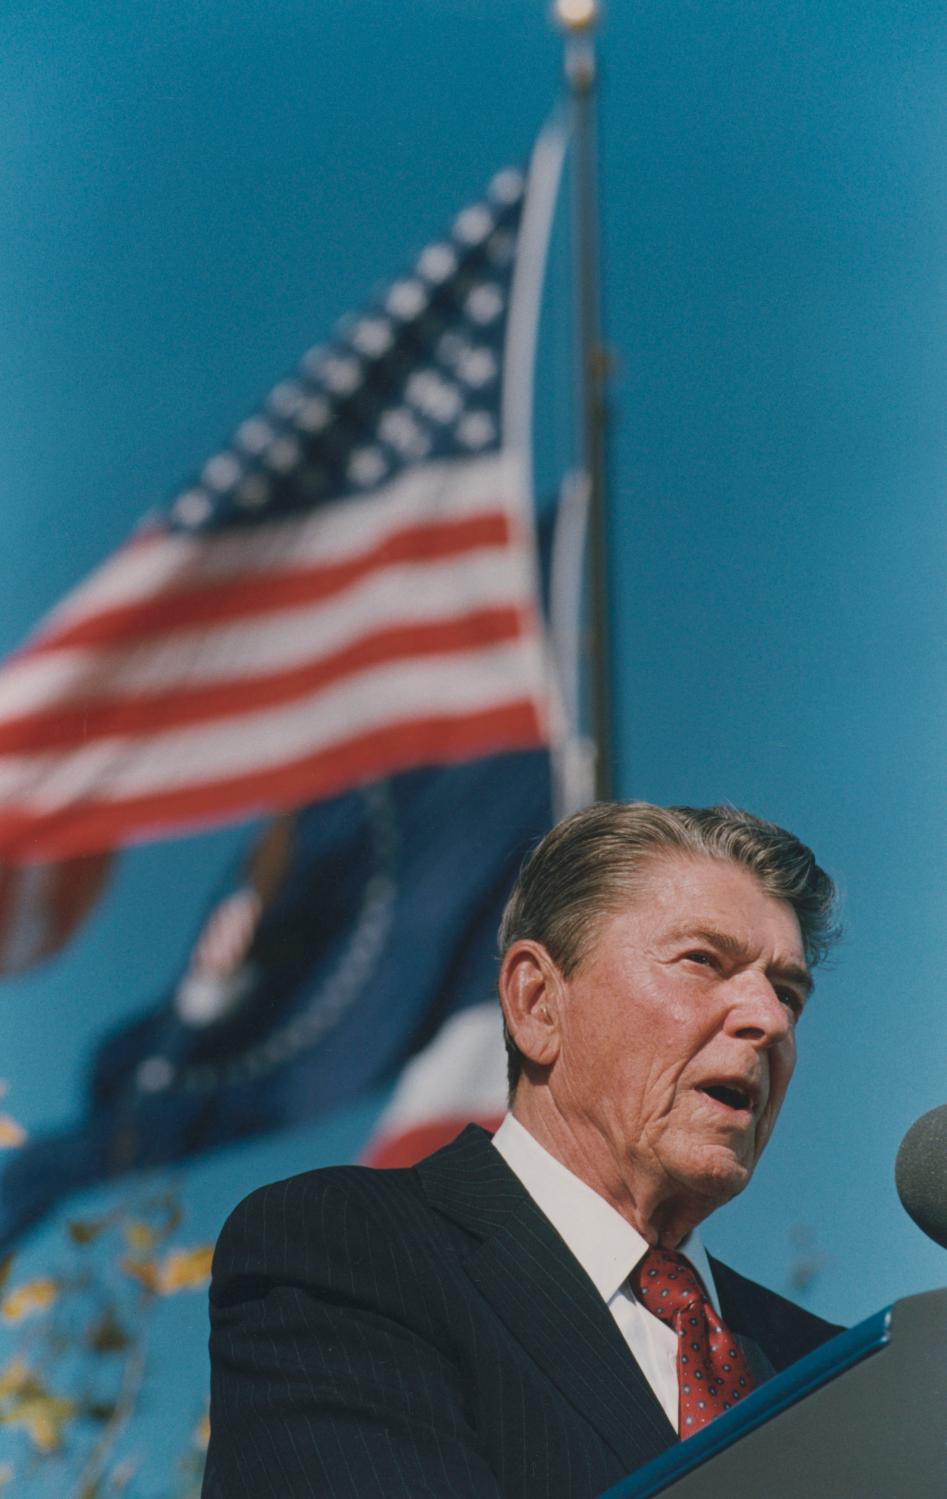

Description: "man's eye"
683 951 715 968
776 988 804 1018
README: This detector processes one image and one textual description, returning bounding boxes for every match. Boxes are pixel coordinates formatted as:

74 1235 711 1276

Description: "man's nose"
724 972 792 1047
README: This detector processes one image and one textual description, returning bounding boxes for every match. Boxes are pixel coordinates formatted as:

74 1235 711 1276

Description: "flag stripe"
0 607 531 753
0 702 545 860
30 512 513 654
0 544 531 721
31 454 522 634
362 1001 508 1169
0 638 546 807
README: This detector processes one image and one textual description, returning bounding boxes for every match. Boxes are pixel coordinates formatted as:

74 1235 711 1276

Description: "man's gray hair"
498 801 839 1092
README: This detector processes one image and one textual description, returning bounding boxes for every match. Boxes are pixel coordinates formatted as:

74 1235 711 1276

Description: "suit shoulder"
211 1162 427 1282
710 1255 844 1369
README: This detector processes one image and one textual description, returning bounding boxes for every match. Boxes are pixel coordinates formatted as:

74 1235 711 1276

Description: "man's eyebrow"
664 924 814 998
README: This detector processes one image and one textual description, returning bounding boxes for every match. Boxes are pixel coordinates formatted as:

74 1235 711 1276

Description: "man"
203 802 843 1498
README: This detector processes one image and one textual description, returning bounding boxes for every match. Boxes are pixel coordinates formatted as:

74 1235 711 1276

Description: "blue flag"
0 749 551 1246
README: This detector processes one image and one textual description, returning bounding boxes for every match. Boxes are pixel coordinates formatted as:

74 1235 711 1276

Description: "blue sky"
0 0 945 1488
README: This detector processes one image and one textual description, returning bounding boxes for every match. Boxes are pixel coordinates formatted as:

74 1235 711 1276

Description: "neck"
510 1092 712 1249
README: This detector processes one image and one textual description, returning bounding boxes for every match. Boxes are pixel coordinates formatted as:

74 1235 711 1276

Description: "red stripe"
28 513 512 653
51 852 113 942
0 854 113 973
0 607 528 753
363 1115 504 1169
0 701 546 861
0 867 15 961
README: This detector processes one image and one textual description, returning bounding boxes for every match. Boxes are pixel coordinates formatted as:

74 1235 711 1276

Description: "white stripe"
0 545 536 719
372 1003 507 1132
0 638 548 811
33 452 525 635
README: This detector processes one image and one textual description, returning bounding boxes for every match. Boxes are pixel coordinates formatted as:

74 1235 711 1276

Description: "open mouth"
700 1084 753 1113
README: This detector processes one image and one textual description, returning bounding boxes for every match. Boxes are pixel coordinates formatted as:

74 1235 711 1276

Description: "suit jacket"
203 1125 841 1498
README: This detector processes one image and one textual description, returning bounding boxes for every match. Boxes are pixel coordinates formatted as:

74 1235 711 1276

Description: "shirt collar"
492 1113 718 1309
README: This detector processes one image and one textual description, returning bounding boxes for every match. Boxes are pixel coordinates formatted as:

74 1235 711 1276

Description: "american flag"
0 132 564 953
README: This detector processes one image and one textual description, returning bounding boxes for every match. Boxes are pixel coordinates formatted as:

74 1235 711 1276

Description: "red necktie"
631 1247 757 1437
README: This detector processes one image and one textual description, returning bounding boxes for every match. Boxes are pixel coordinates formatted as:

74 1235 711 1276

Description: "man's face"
547 855 811 1225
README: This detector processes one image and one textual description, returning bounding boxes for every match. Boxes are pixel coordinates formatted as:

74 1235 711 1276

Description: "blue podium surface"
600 1290 947 1499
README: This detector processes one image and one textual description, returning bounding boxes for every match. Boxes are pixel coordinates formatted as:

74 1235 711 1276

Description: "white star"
379 407 431 459
136 1057 174 1092
236 417 275 455
456 347 497 388
295 395 331 434
417 243 458 284
465 283 504 325
456 411 496 449
322 354 362 395
202 453 242 491
386 279 428 319
350 317 394 357
267 381 305 418
453 204 494 246
488 167 524 205
348 446 388 487
406 369 463 424
173 489 212 527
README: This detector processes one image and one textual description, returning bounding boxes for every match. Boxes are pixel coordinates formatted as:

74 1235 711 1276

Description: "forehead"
599 853 806 962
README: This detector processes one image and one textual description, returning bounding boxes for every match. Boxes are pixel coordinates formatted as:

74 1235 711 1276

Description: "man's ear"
498 940 562 1069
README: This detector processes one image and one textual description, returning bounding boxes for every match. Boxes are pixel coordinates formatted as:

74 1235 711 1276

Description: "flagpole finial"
552 0 600 34
553 1 599 95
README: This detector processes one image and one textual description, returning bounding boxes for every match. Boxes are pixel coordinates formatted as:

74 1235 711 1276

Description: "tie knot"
632 1248 708 1325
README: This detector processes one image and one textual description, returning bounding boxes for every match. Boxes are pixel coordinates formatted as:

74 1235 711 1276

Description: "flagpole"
554 0 613 802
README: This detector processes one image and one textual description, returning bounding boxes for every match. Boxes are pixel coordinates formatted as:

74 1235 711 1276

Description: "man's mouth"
698 1082 756 1115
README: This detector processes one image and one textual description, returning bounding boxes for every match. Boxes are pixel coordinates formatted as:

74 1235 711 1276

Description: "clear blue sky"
1 0 945 1488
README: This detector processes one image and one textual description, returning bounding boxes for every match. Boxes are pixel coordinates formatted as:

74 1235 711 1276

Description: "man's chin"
675 1144 754 1208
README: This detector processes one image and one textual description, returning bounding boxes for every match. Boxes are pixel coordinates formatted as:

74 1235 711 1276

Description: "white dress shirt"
492 1113 720 1432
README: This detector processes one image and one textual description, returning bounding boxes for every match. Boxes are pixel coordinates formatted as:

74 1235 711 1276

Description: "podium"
601 1288 947 1498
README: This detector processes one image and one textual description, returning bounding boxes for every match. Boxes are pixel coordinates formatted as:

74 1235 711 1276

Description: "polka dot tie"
631 1248 757 1437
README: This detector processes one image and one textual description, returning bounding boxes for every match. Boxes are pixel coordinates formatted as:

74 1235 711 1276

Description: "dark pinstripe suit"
204 1125 840 1497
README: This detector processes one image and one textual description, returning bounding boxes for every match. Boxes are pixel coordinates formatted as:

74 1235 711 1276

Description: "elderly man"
203 802 842 1498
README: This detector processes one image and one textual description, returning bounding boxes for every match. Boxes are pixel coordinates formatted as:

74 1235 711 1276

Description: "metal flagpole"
554 0 613 801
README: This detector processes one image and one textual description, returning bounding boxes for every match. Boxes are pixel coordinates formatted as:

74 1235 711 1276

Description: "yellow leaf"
121 1242 214 1294
120 1257 160 1293
1 1278 59 1323
0 1117 25 1150
193 1409 211 1450
156 1245 214 1294
1 1389 77 1453
123 1220 158 1253
0 1358 30 1399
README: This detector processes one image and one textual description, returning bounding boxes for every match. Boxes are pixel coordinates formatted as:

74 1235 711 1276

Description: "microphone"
895 1104 947 1249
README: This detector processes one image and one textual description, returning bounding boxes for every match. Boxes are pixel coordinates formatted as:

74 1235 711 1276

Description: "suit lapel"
710 1254 778 1382
416 1126 677 1474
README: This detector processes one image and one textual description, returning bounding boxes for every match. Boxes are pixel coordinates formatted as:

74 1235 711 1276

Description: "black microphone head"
895 1105 947 1249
